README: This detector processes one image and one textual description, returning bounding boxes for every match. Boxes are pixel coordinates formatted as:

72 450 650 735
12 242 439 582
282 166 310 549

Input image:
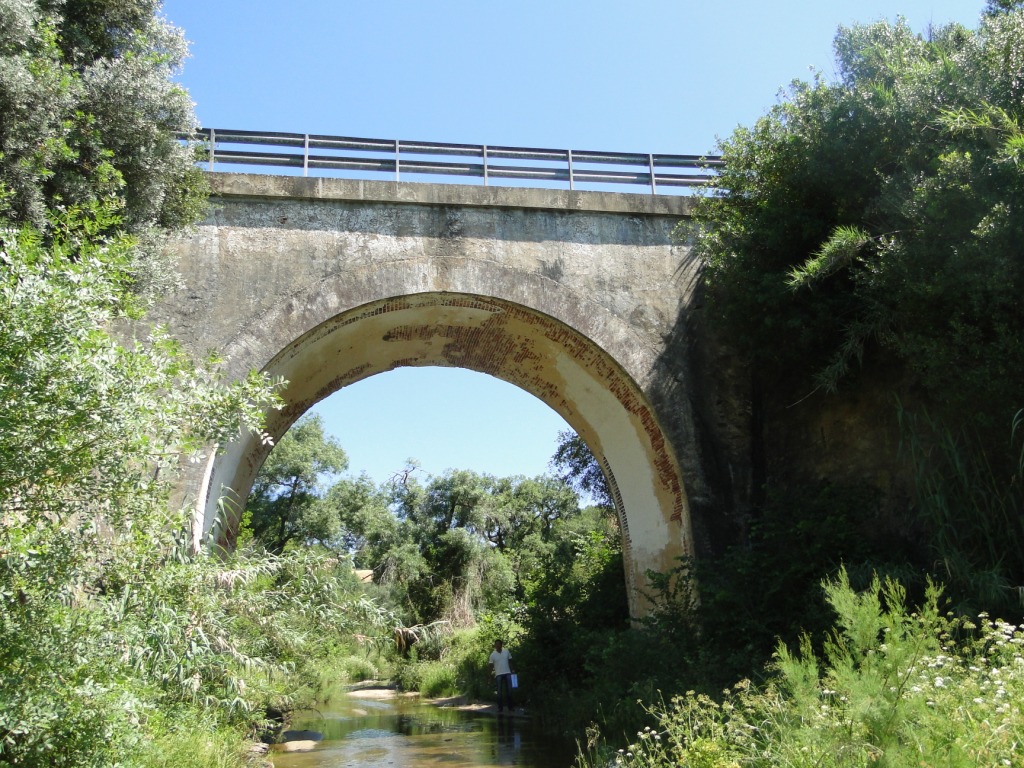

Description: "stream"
268 688 580 768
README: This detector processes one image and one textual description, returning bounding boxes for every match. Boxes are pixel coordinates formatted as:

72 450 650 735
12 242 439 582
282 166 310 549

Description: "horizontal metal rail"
186 128 721 195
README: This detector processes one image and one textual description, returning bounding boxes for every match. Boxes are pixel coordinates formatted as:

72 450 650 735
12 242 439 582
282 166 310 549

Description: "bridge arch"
202 291 690 617
156 173 702 617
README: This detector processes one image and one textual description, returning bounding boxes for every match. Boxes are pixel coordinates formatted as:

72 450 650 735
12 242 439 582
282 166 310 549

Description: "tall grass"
417 662 460 698
899 407 1024 616
136 712 256 768
0 534 398 766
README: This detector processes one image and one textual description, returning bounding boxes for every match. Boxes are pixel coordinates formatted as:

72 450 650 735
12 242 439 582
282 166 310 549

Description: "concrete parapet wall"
205 172 695 217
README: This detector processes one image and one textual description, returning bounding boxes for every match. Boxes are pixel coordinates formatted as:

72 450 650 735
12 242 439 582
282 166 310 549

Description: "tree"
550 430 613 509
0 0 206 232
479 474 581 593
245 414 348 554
692 5 1024 611
328 472 395 560
0 0 208 296
382 470 493 623
349 468 587 624
695 7 1023 430
482 475 570 547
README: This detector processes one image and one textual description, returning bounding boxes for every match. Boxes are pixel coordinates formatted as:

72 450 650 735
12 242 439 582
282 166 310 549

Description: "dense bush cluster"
690 0 1024 645
589 572 1024 768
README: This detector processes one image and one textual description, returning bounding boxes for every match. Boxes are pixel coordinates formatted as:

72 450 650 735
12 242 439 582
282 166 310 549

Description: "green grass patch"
417 661 459 698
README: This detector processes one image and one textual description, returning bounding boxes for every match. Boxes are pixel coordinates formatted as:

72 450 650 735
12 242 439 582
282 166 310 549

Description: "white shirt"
489 648 512 676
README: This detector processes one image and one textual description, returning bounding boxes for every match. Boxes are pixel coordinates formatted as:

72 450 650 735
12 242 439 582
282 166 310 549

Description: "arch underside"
200 292 692 616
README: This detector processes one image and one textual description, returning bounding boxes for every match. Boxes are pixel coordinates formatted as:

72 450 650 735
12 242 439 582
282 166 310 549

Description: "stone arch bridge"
152 171 718 617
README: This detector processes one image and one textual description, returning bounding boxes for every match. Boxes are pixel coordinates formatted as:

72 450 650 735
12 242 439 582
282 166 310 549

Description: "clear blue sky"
161 0 982 486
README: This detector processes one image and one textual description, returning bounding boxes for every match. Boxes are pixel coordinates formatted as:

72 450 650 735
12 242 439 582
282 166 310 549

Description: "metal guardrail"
190 128 721 195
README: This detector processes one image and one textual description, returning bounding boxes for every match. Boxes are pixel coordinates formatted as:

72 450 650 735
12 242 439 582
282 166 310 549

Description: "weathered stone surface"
151 173 706 617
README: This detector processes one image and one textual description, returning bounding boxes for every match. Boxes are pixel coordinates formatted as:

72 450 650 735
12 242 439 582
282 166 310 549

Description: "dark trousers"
496 673 513 711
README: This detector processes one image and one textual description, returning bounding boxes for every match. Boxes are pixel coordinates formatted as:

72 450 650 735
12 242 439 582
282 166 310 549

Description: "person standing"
488 639 514 713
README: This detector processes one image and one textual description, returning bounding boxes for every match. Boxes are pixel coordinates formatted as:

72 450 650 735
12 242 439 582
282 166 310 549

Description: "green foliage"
520 510 627 654
694 8 1024 435
135 712 254 768
900 407 1024 617
0 206 282 761
415 661 460 698
483 473 580 550
0 218 278 528
0 4 322 764
0 497 396 764
244 414 349 554
0 0 207 237
550 430 614 509
522 477 931 744
591 571 1024 768
336 655 380 683
552 4 1024 747
786 225 870 288
669 481 930 688
328 472 394 559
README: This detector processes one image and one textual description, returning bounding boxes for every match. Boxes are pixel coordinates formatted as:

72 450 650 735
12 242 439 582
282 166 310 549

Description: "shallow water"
269 689 578 768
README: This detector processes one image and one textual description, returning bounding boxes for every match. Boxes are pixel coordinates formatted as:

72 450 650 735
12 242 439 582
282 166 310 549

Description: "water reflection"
269 689 576 768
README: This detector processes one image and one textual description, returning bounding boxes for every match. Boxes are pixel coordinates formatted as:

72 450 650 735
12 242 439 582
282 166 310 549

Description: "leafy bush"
337 655 381 683
590 570 1024 768
393 658 422 693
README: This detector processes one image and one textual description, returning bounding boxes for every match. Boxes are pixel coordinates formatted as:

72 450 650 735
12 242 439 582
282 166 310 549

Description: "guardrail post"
483 145 489 186
395 139 400 182
649 154 657 194
567 149 575 191
303 134 310 177
208 128 216 171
